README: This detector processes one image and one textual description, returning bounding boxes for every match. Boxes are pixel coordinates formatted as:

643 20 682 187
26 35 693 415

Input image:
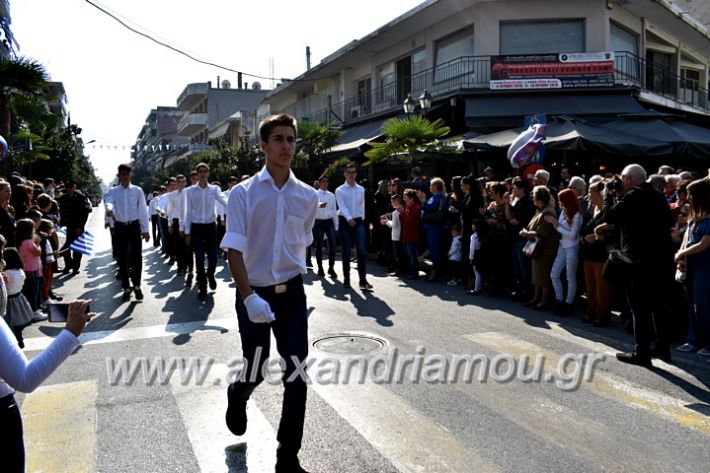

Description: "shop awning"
602 118 710 158
328 119 385 154
464 118 673 156
465 94 646 125
208 121 231 140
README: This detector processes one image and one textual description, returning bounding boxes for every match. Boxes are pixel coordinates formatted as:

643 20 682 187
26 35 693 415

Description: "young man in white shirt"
148 190 161 247
314 175 338 278
167 175 194 283
335 163 372 290
104 164 150 301
183 163 228 300
221 114 318 473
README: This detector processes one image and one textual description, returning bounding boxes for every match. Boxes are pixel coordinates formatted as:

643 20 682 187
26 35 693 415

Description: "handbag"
602 250 638 284
522 238 539 258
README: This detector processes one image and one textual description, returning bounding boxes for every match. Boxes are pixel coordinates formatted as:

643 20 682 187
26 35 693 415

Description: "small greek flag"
69 231 95 256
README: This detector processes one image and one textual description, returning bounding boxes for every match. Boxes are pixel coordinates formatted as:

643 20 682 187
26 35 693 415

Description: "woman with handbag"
519 186 559 310
421 178 448 281
674 178 710 357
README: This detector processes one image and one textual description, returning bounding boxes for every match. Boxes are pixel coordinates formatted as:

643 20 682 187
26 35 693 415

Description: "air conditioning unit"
350 106 362 118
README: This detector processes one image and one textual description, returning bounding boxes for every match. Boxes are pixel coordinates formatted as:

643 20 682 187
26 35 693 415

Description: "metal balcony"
177 113 208 137
177 83 209 111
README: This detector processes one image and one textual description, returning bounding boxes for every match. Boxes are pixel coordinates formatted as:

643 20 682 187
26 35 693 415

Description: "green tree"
363 115 451 165
295 120 342 180
0 57 50 139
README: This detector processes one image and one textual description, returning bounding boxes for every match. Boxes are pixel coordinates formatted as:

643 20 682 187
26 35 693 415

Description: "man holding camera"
221 114 318 473
601 164 674 366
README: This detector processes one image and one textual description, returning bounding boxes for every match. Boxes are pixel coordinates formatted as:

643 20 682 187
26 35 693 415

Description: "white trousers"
551 245 578 304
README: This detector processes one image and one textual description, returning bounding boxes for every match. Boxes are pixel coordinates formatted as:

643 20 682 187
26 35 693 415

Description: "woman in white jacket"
545 189 583 315
0 234 94 472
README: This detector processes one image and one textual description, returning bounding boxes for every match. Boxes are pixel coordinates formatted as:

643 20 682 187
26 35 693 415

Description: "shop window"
434 27 474 83
500 20 584 55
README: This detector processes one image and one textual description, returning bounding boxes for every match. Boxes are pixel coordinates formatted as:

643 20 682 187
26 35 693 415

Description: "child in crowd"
399 189 421 279
447 223 463 286
38 219 61 306
467 222 482 295
16 218 46 320
380 195 404 276
2 248 35 348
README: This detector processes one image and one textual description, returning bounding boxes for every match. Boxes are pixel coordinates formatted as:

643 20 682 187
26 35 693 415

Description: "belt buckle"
274 284 287 294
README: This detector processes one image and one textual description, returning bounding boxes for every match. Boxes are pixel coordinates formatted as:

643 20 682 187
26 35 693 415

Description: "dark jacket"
58 191 92 229
0 206 16 247
602 183 674 269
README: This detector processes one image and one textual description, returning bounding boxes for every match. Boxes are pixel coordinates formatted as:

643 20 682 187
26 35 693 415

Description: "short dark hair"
259 114 297 143
391 194 403 203
176 174 186 181
196 162 209 172
512 176 531 193
3 247 23 271
228 176 238 183
345 162 357 172
118 163 132 173
167 177 177 184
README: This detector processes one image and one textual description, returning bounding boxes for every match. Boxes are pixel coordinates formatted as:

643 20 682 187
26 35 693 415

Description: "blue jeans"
314 219 337 270
340 216 367 283
229 276 308 455
426 225 444 271
189 223 217 290
685 269 710 349
404 243 419 275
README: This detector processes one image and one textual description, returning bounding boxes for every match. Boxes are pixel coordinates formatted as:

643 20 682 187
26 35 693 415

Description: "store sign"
490 52 615 90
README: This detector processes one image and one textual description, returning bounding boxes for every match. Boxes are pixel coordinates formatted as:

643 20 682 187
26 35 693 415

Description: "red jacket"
399 203 421 243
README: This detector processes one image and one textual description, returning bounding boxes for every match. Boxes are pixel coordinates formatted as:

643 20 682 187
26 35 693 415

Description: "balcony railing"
177 113 208 136
298 51 709 125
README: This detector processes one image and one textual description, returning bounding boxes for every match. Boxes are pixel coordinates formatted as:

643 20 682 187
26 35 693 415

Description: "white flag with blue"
69 231 95 256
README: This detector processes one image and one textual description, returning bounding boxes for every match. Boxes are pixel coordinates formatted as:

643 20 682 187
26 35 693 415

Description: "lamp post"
403 89 433 116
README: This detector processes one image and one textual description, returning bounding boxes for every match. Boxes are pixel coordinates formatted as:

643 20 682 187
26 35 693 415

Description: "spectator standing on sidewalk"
222 113 317 473
57 180 91 275
104 164 150 302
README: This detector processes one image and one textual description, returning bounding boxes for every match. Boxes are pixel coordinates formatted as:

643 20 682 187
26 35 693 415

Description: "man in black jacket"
58 180 92 274
602 164 674 366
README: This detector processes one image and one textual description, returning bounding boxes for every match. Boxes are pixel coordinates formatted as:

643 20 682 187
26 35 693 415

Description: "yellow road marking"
22 380 97 473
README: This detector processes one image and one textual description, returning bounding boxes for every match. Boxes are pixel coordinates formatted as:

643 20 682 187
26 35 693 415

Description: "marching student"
336 163 373 290
182 163 227 300
148 190 161 247
104 164 150 302
314 175 338 278
222 113 317 473
167 175 192 283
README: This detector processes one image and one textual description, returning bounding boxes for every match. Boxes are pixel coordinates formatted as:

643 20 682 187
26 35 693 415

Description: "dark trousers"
190 223 217 290
426 226 444 271
392 240 404 271
151 215 160 246
314 219 337 270
229 276 308 455
173 219 193 273
115 222 143 289
339 216 367 284
61 227 82 271
404 242 419 275
512 239 532 295
21 272 43 311
159 217 171 255
0 394 24 473
626 269 671 356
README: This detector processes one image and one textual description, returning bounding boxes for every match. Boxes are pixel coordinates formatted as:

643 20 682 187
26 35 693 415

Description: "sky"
11 0 424 184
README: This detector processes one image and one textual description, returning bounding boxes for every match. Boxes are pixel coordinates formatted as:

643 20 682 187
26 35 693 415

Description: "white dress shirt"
220 167 318 287
183 183 228 234
104 184 149 233
316 189 338 230
148 198 159 216
0 316 79 397
384 209 401 241
166 189 185 222
448 235 463 262
336 182 365 221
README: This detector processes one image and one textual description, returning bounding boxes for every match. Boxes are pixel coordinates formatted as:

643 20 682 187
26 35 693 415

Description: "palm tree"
0 56 50 139
295 120 342 179
364 115 451 165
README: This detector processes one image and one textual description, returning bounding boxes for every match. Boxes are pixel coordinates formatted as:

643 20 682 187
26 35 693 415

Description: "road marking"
23 317 238 352
308 351 501 473
464 331 710 436
22 380 98 472
171 363 278 473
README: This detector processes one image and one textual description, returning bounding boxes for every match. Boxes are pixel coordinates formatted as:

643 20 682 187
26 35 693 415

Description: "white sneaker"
32 310 48 322
677 343 698 353
697 348 710 358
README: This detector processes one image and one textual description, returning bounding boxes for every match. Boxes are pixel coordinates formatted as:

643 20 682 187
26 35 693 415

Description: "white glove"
243 293 276 323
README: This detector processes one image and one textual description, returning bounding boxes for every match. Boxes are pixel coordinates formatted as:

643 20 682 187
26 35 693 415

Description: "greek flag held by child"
69 231 95 256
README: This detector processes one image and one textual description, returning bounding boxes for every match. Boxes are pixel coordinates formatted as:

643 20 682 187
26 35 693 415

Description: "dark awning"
464 118 673 156
465 94 646 126
602 118 710 158
328 120 385 154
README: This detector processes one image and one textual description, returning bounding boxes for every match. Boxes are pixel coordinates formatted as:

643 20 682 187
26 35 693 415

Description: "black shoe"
198 288 207 300
616 352 652 367
177 268 185 276
317 268 325 277
122 288 132 302
225 387 247 436
61 267 71 275
208 276 217 291
168 257 175 267
555 302 573 317
275 453 309 473
343 280 351 289
328 268 337 279
185 273 193 287
306 260 313 269
71 269 80 275
134 288 144 301
49 292 63 301
650 345 671 363
359 281 373 291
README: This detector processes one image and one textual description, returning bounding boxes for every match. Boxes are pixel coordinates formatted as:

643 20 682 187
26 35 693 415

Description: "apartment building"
259 0 710 157
132 107 189 171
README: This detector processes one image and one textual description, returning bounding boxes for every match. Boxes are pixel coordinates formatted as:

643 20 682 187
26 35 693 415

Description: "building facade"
132 107 189 171
0 0 16 59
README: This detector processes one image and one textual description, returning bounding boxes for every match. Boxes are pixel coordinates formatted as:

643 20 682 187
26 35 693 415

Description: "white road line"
170 363 278 473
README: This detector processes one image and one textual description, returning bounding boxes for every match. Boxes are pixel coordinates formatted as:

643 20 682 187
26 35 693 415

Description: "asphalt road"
17 208 710 473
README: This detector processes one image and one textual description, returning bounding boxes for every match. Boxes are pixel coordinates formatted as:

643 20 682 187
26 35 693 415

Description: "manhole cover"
313 334 386 355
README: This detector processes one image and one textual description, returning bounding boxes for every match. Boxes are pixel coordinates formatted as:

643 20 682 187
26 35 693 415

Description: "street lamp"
403 89 433 115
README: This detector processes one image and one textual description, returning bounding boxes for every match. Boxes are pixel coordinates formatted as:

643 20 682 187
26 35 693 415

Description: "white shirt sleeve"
335 187 352 221
220 185 247 252
0 318 79 394
138 190 149 234
303 192 318 247
183 188 193 235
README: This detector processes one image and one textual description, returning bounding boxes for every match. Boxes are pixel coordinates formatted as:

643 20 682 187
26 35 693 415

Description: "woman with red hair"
545 189 583 315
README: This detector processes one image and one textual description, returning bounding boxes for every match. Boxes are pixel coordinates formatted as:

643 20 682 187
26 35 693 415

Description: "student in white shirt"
314 175 338 278
446 223 464 286
148 190 161 247
221 114 317 473
335 163 372 290
104 163 150 302
183 163 228 300
380 194 403 275
167 175 193 282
